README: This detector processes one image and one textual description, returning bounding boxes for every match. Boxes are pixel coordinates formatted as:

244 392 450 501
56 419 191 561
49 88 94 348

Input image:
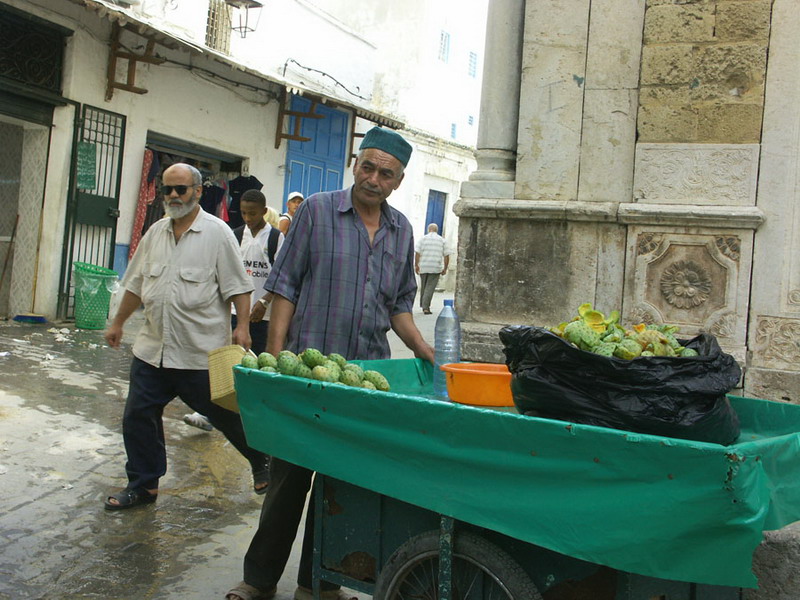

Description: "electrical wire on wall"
282 58 370 102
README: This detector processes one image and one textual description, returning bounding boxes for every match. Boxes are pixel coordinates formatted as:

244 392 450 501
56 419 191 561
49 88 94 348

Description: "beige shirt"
122 209 254 370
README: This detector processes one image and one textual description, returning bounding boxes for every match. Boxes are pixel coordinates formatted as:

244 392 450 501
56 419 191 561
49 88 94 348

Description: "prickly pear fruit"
300 348 326 368
327 353 347 369
361 380 377 390
593 342 617 357
294 363 313 379
339 370 362 387
343 363 364 381
322 360 342 379
312 366 339 383
257 352 277 369
363 370 390 392
614 338 642 360
277 351 300 375
241 354 259 369
564 320 600 351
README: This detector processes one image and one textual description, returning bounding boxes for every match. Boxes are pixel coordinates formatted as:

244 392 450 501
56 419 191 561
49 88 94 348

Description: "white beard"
163 198 198 220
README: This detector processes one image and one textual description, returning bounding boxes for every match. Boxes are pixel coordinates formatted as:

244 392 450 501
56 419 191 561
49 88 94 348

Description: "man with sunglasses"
103 162 270 510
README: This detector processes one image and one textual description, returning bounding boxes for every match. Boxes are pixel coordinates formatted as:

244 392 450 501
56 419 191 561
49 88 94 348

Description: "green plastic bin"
73 262 118 330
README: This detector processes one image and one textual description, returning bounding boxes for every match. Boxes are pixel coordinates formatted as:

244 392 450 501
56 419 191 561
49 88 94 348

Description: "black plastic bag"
499 325 741 445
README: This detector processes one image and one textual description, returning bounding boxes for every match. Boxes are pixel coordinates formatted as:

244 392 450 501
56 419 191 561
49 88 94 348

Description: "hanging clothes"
227 174 263 229
200 182 226 216
216 178 230 222
129 149 159 260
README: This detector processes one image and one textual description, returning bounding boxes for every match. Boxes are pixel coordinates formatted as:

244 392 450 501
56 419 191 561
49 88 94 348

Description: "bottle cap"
444 299 454 307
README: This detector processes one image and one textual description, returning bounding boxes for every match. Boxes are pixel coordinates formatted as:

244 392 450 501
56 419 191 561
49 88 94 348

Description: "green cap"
359 126 412 167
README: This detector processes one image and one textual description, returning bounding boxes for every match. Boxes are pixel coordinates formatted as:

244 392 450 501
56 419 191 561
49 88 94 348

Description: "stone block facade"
458 0 800 592
458 0 800 402
638 0 770 144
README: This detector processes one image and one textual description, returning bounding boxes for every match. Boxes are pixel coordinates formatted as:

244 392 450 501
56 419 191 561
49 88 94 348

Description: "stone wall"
639 0 771 144
455 0 800 595
459 0 784 402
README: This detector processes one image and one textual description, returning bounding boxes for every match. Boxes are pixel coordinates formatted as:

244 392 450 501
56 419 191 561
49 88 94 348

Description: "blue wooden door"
284 95 348 209
425 190 447 234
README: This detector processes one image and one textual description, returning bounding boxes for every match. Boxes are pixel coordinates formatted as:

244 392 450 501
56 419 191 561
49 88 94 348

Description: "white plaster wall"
12 0 286 318
15 0 477 317
56 23 282 244
255 0 487 147
231 0 375 105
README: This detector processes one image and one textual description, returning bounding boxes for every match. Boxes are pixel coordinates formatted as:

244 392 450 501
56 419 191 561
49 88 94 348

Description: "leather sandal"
104 487 157 511
225 581 276 600
294 586 357 600
253 462 270 495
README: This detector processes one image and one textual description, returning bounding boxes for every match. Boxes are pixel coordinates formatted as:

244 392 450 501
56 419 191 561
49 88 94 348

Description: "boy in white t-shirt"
231 189 285 352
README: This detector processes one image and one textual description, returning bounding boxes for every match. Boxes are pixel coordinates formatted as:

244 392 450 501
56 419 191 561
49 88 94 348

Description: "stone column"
463 0 525 196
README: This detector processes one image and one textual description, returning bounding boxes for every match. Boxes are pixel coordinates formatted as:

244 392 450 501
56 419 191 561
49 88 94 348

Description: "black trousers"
242 458 339 591
121 357 268 491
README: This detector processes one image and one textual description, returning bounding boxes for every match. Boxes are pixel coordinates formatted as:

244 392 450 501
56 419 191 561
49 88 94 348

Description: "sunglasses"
160 184 196 196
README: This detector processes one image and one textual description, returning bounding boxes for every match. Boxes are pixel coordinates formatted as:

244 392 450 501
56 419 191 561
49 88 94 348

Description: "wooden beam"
105 22 165 100
274 92 326 148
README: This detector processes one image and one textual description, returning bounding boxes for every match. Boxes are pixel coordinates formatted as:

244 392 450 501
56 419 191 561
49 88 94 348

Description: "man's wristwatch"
257 298 269 307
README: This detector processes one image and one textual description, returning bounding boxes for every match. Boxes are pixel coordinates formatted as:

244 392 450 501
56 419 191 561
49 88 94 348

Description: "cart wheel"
373 530 542 600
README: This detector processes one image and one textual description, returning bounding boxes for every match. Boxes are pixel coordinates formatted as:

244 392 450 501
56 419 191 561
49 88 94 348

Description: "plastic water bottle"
433 299 461 400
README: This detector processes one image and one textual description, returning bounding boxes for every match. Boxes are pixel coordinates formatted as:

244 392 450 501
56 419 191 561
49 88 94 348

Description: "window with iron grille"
206 0 232 54
438 30 450 63
0 3 68 93
468 51 478 77
450 123 457 139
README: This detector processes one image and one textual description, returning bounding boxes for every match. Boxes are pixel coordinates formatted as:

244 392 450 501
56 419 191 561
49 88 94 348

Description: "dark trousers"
243 458 338 592
122 357 268 491
419 272 440 311
231 315 269 356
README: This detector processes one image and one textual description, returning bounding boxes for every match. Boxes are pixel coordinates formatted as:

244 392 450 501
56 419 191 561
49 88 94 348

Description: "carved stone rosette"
659 260 712 309
624 228 751 353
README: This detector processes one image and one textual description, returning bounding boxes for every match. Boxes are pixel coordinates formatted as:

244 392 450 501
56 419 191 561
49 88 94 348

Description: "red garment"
129 149 156 259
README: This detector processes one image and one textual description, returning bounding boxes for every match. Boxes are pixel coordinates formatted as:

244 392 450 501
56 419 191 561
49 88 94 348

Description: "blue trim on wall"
113 244 129 278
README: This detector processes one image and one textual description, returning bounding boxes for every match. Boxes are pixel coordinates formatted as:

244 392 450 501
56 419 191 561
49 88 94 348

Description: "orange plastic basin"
440 362 514 407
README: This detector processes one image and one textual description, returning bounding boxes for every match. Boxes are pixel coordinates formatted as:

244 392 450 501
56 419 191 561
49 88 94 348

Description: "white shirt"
415 232 452 274
233 223 285 321
122 209 254 370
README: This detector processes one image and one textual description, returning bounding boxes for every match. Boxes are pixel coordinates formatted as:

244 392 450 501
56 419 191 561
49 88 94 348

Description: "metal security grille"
206 0 232 54
0 4 67 93
58 105 125 319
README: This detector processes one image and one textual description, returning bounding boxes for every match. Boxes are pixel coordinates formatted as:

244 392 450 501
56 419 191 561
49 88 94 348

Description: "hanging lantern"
226 0 263 38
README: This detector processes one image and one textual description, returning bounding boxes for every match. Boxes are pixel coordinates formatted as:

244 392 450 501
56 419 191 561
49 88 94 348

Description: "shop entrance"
0 115 50 319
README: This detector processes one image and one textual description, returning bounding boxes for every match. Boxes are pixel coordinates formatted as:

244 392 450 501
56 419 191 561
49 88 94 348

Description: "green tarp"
236 358 800 588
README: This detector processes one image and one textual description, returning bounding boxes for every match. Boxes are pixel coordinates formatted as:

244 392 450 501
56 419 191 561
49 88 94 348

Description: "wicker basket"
208 345 253 413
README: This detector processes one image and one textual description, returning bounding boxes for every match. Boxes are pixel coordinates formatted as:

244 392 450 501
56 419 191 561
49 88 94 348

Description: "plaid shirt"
265 187 416 360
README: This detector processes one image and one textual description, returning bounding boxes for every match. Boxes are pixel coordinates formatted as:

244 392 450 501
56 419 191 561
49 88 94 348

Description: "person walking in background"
277 191 303 235
415 223 452 314
231 189 284 357
103 163 270 510
265 205 281 229
225 127 434 600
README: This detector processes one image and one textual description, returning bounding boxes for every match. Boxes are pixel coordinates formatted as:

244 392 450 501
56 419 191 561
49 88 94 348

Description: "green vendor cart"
235 358 800 599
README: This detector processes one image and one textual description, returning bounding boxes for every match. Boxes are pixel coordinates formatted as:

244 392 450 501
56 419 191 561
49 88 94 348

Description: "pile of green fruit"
240 348 391 391
550 303 699 359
